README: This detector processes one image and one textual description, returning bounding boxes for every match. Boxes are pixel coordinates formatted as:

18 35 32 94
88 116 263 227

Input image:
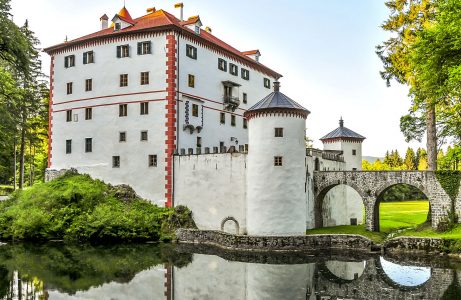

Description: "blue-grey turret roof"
320 118 366 141
246 82 310 114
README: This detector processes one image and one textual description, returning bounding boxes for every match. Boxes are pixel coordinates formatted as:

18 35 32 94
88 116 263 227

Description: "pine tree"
404 147 417 170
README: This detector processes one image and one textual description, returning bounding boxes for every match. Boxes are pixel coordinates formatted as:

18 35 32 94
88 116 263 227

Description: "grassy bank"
0 171 195 243
306 200 431 243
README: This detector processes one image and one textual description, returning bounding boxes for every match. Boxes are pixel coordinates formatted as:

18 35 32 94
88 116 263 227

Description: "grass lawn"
306 200 430 243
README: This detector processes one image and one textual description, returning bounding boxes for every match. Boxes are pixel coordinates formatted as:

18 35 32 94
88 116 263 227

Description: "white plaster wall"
173 254 247 300
323 140 363 171
174 153 247 232
176 35 277 150
51 34 169 205
247 115 307 236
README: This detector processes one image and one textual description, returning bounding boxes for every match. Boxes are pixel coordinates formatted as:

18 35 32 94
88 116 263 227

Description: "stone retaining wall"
175 229 373 252
383 236 448 253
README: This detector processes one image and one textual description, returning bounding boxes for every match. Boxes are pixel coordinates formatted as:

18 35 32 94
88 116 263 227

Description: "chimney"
146 7 156 13
273 81 280 92
339 117 344 128
174 2 184 21
100 14 108 30
205 26 212 33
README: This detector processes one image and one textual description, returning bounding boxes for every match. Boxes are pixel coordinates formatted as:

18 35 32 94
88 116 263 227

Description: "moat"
1 243 461 299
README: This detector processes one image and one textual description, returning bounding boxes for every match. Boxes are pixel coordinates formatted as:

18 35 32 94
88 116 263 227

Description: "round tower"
244 82 310 236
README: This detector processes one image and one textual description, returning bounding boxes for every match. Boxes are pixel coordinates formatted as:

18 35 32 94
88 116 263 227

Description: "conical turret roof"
320 118 365 142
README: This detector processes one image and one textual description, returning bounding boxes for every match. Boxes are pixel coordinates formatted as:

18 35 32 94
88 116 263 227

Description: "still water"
0 242 460 300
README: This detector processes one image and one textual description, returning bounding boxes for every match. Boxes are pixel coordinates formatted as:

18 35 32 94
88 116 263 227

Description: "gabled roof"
180 15 201 26
246 82 309 114
320 118 366 141
44 8 281 78
114 6 135 24
242 50 260 56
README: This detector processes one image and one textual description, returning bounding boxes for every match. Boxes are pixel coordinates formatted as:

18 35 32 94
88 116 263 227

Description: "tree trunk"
18 110 26 189
426 104 437 171
13 137 16 190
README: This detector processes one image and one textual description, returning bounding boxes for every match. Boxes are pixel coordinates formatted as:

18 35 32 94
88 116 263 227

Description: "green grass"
306 200 430 243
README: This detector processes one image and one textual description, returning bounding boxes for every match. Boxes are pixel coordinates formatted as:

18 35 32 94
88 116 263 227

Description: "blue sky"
10 0 423 157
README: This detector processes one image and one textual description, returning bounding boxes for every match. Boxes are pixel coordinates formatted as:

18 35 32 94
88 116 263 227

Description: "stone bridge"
313 171 456 231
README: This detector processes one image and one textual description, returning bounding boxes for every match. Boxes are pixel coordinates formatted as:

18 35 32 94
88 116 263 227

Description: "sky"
9 0 424 157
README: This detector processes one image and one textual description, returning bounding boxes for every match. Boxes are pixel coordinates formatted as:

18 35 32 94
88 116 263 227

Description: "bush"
0 172 196 242
0 185 13 196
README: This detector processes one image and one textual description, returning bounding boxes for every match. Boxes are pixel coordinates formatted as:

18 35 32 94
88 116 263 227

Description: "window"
218 58 227 71
275 128 284 137
119 104 127 117
83 51 94 64
352 149 357 156
243 118 247 129
243 93 247 104
140 72 149 85
119 132 126 142
137 41 152 55
114 22 121 31
186 44 197 59
85 107 92 120
116 45 130 58
66 82 73 95
192 104 199 117
241 68 250 80
230 63 238 76
120 74 128 87
141 130 148 141
65 140 72 154
197 136 202 148
264 78 271 89
85 138 92 153
85 79 92 91
231 115 236 126
274 156 283 166
188 74 195 88
220 112 225 124
66 110 72 122
194 25 200 35
64 55 75 68
352 168 357 171
112 156 120 168
148 155 157 167
140 102 149 115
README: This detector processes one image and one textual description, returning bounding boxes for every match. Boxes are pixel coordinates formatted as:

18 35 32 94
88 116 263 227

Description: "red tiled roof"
100 14 108 21
116 6 135 24
180 15 200 26
242 50 260 56
44 8 281 78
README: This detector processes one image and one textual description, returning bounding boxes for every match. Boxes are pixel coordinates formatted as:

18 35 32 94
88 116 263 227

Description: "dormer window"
115 22 121 31
194 25 200 35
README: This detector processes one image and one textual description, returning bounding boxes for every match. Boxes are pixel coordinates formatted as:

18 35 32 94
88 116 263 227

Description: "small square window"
66 110 72 122
243 93 247 104
186 44 197 59
85 79 92 92
218 58 227 71
85 138 92 153
188 74 195 88
115 23 121 31
112 156 120 168
264 78 271 89
83 51 94 64
140 72 149 85
141 130 148 141
137 41 152 55
241 68 250 80
119 104 127 117
66 82 73 95
120 74 128 87
116 45 129 58
119 132 126 142
231 115 236 126
148 155 157 167
243 118 248 129
197 136 202 148
352 149 357 156
64 55 75 68
220 112 225 124
275 128 284 137
140 102 149 115
85 107 92 120
65 139 72 154
192 104 199 117
274 156 283 166
229 63 238 76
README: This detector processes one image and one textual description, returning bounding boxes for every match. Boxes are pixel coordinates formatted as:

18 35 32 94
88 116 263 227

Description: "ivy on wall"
435 171 461 201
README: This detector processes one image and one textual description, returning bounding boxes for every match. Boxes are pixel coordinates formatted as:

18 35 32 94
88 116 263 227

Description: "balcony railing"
223 95 240 111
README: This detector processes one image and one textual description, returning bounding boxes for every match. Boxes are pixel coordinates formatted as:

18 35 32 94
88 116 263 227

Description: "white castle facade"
45 5 365 236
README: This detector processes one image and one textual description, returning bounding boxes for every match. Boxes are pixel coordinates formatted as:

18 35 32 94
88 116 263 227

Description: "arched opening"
374 184 429 233
378 257 431 288
322 260 366 282
315 184 365 228
221 217 240 235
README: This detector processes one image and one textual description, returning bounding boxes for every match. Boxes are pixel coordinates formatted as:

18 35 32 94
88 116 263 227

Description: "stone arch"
314 183 366 228
318 260 367 284
372 182 430 232
221 217 240 235
375 257 432 291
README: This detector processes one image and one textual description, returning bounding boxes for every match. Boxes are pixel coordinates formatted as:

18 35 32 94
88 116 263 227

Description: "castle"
44 5 365 235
